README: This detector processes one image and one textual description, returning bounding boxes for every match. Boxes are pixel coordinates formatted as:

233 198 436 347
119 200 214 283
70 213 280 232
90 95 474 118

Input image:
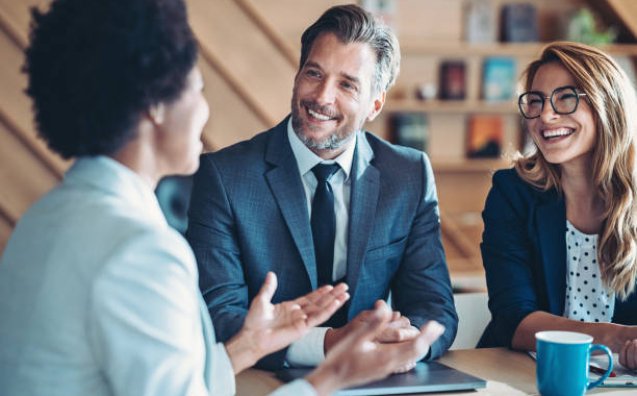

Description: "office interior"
1 0 636 348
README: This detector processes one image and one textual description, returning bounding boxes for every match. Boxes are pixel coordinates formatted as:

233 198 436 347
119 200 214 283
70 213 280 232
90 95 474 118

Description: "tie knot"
311 163 340 183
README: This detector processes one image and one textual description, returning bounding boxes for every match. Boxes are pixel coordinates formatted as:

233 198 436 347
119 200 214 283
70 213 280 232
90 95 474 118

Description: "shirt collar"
65 156 167 227
286 118 356 179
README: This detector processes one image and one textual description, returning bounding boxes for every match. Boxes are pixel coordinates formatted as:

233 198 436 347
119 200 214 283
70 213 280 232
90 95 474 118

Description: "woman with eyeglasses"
478 41 637 368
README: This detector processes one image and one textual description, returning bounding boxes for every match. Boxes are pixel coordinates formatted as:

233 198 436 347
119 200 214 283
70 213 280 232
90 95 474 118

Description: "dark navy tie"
311 163 340 286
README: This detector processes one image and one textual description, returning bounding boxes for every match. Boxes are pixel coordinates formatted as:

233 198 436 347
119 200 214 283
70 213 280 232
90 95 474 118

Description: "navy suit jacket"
186 118 457 369
479 169 637 348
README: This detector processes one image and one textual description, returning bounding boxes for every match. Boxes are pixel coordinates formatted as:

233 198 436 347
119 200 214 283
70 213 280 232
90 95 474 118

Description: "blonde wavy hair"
515 41 637 299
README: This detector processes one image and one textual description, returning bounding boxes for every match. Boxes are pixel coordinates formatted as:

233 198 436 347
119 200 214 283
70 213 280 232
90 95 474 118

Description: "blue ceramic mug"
535 331 613 396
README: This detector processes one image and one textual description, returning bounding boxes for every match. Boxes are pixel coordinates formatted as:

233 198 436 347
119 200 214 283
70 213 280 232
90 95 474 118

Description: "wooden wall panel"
592 0 637 43
0 11 68 176
189 0 296 126
0 0 45 37
198 59 267 150
0 121 57 223
602 0 637 39
0 0 64 251
253 0 345 50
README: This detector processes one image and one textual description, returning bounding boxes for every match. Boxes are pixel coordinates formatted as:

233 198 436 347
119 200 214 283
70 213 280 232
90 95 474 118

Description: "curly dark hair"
24 0 198 159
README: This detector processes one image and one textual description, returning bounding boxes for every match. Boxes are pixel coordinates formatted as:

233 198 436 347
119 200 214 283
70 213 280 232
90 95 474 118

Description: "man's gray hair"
299 4 400 93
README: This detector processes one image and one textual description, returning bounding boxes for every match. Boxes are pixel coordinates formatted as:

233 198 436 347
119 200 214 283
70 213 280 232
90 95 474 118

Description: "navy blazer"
479 169 637 348
186 118 458 369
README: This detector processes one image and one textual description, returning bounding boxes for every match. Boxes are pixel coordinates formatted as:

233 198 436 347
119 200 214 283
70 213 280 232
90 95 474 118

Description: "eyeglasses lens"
519 87 580 119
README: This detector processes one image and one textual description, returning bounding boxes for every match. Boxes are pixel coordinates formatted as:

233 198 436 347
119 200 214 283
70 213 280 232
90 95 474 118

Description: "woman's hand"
306 300 445 396
619 339 637 370
225 272 349 373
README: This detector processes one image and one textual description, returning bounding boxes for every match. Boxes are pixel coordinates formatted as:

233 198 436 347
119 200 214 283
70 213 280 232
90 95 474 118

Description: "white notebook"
589 353 637 388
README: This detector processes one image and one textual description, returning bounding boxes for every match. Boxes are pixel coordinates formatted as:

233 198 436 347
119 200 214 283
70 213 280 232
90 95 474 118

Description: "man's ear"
147 103 166 125
367 91 386 122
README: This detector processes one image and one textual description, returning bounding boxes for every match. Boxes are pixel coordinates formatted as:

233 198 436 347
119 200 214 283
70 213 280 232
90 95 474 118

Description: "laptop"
276 361 486 396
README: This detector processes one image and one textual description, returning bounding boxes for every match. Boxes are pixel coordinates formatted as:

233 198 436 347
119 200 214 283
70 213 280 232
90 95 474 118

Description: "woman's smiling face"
526 62 597 168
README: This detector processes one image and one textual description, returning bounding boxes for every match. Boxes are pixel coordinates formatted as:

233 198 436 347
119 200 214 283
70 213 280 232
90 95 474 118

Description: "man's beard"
291 99 357 151
295 125 353 150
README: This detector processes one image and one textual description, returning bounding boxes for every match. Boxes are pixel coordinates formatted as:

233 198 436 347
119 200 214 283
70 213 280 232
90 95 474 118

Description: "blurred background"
1 0 636 292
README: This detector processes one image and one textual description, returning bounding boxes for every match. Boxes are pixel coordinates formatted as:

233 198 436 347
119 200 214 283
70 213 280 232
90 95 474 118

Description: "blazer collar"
65 156 167 227
265 116 294 167
265 117 318 288
345 132 379 307
535 189 567 315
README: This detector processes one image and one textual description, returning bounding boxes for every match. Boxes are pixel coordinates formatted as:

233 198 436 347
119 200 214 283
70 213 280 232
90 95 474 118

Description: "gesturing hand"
324 301 422 372
226 272 349 373
306 300 445 396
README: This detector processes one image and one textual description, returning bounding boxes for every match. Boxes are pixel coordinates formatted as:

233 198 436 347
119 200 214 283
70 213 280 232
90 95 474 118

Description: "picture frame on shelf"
466 115 503 158
390 112 428 152
439 60 466 100
481 57 516 102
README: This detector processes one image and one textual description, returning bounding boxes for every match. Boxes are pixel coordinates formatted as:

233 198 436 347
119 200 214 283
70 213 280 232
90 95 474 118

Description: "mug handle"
587 344 614 390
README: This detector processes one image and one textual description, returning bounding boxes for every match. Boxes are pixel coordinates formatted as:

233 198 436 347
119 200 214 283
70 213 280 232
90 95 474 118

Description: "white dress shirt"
0 156 314 396
285 119 356 366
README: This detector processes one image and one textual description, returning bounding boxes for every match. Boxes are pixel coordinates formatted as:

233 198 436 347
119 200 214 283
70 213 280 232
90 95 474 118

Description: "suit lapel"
265 120 317 289
346 133 379 308
536 193 567 315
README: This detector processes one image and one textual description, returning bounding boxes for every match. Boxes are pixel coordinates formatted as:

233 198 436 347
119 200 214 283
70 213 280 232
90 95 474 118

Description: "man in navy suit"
187 4 457 370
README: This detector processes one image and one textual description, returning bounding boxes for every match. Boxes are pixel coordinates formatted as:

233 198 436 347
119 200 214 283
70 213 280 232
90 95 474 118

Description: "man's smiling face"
291 32 384 159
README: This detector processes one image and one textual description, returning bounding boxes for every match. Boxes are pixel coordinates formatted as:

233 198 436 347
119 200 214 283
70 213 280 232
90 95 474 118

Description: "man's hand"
324 300 422 372
306 300 445 396
225 272 349 373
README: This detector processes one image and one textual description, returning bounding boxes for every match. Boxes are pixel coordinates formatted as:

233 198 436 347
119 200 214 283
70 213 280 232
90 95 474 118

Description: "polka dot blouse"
564 221 615 323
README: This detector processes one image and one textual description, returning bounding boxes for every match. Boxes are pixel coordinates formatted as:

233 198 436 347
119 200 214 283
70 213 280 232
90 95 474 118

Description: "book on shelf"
439 60 466 100
481 57 516 102
464 0 496 43
390 112 428 152
500 3 539 42
466 115 503 158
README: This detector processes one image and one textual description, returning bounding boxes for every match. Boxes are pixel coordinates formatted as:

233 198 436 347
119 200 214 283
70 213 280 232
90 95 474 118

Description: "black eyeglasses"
518 86 587 119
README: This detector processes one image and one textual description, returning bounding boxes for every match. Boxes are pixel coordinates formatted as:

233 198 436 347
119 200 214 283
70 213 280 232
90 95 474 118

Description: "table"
236 348 634 396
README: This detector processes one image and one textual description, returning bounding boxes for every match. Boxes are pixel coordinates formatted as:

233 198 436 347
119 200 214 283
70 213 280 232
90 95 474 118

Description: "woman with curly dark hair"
0 1 442 395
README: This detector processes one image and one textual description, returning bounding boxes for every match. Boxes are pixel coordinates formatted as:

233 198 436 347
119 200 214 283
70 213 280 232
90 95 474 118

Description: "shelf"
431 158 512 173
400 41 637 57
385 99 518 114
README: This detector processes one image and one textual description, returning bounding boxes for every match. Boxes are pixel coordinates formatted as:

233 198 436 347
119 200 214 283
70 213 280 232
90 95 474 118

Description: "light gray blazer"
0 157 231 396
